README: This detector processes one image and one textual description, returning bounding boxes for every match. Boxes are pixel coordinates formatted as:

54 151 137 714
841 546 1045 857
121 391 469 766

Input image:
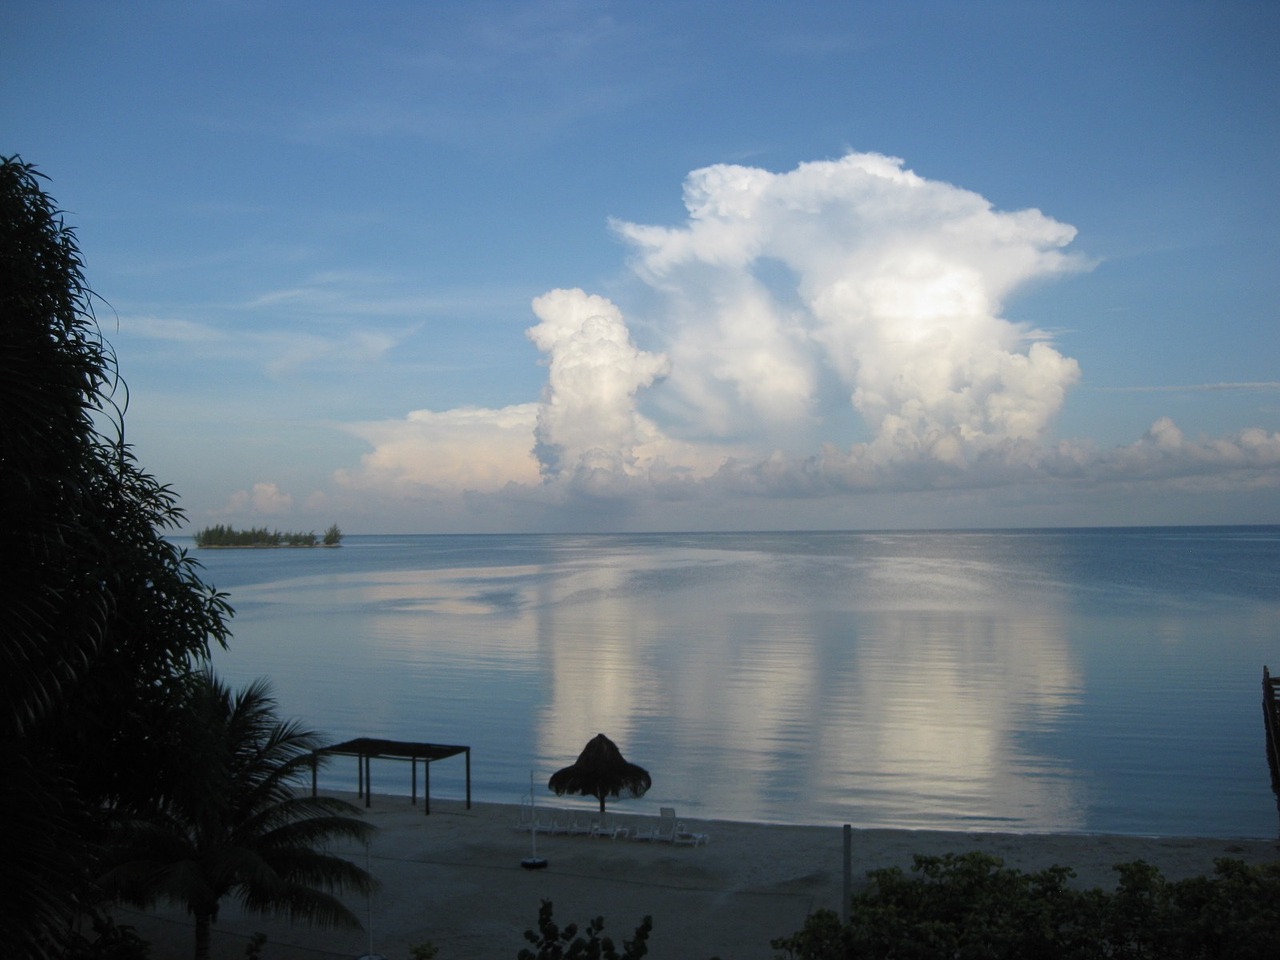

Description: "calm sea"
187 527 1280 838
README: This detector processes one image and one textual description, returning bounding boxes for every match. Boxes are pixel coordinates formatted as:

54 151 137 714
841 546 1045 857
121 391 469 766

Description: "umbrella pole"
356 840 386 960
521 770 547 870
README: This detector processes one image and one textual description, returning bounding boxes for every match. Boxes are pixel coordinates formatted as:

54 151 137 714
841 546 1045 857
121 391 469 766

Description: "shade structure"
311 738 471 816
548 733 651 813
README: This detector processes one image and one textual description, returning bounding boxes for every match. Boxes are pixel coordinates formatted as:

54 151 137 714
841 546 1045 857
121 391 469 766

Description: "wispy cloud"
244 270 488 318
122 308 409 377
264 3 666 150
258 328 402 376
122 316 225 343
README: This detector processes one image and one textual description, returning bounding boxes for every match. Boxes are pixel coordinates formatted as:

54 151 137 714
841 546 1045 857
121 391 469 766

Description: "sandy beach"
118 792 1278 960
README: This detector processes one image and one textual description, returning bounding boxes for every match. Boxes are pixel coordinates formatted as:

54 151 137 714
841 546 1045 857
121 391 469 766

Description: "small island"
193 524 343 548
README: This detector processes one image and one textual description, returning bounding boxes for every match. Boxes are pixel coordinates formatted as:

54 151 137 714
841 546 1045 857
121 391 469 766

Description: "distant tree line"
193 523 343 547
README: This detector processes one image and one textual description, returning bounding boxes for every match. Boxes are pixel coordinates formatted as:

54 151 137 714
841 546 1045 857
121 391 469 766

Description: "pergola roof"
311 737 471 815
316 737 469 762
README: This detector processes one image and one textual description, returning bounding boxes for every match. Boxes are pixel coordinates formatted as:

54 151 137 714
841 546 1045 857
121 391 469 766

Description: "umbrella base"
520 857 548 870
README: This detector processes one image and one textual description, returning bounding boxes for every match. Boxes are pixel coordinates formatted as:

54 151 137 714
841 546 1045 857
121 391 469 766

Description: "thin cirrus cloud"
123 313 404 376
258 328 403 377
121 315 226 344
331 153 1279 512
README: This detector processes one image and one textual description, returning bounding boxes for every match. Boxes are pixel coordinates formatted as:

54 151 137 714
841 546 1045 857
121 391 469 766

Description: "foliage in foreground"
97 672 379 960
771 851 1280 960
49 911 152 960
2 155 234 957
193 523 343 547
520 900 652 960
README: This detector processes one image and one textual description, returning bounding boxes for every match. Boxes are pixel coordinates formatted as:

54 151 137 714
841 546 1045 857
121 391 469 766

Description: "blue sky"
5 1 1278 533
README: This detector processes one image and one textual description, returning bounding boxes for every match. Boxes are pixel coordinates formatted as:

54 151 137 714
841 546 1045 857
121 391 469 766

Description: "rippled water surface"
194 527 1280 836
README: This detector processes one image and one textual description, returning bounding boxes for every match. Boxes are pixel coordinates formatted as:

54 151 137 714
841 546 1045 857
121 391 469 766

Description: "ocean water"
189 527 1280 838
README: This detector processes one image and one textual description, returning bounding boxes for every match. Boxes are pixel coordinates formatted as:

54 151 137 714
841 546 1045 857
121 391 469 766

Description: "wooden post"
364 755 372 808
424 758 431 816
843 824 852 923
411 758 418 806
465 747 472 809
1264 666 1280 836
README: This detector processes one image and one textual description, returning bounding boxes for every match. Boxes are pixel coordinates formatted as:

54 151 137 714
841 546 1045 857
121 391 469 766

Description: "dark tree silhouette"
98 673 379 960
1 156 233 955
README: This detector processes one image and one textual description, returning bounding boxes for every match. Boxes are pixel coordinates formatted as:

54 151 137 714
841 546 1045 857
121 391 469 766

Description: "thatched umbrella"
548 733 652 813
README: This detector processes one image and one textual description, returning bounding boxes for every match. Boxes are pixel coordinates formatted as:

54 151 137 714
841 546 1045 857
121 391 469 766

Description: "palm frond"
239 882 365 929
95 670 379 952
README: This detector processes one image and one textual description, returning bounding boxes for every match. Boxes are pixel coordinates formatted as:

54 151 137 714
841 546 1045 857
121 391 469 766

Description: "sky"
4 0 1279 533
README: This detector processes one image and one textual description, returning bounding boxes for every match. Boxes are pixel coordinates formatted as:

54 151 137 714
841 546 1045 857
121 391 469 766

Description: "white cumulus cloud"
327 152 1277 524
526 288 673 492
1088 418 1280 482
612 152 1085 463
338 405 541 494
223 481 293 516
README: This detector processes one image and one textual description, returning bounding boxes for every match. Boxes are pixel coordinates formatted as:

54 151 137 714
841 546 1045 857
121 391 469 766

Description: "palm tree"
98 672 379 960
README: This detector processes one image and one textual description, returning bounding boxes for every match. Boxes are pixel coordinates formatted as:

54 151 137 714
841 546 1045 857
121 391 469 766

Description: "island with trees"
193 523 343 548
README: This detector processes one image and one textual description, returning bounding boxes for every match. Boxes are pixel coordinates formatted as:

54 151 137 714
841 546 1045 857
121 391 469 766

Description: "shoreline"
117 792 1278 960
312 784 1280 841
193 543 341 549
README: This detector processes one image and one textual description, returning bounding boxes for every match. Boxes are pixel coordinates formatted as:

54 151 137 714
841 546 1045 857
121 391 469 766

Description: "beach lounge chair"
673 823 709 846
654 806 678 843
568 817 593 836
591 817 626 840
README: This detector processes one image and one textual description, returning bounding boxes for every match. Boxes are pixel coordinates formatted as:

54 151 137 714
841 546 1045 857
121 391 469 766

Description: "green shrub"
771 853 1280 960
53 911 152 960
519 900 651 960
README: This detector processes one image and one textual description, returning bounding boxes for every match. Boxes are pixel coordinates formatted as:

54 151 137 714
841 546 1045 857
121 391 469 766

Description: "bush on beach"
520 900 653 960
771 851 1280 960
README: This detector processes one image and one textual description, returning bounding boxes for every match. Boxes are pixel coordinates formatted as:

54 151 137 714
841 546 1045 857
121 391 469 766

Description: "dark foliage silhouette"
98 672 378 960
1 156 232 955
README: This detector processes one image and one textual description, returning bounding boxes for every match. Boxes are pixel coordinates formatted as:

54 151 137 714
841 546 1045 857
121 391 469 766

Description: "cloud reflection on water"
214 535 1092 829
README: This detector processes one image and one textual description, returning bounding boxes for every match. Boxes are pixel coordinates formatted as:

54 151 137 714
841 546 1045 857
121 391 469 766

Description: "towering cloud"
613 152 1085 468
526 288 671 493
326 152 1276 526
